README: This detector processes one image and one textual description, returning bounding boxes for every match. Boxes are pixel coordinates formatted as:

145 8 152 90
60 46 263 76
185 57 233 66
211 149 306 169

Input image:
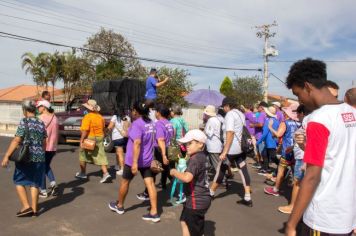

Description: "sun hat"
272 101 281 108
203 105 217 117
263 106 277 118
282 104 299 121
36 100 51 109
178 129 207 144
83 99 101 112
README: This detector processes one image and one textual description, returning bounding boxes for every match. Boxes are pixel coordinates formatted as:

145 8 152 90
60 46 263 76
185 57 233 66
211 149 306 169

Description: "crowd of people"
1 60 356 236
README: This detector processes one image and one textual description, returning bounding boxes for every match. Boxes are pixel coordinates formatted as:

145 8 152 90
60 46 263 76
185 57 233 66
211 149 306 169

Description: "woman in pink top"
36 100 59 198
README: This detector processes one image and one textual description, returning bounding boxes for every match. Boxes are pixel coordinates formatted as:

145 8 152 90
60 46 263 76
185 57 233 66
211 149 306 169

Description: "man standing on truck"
145 68 169 103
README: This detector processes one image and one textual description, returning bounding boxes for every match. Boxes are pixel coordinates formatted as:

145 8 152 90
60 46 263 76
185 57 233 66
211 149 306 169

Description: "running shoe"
136 192 150 201
258 169 269 176
108 201 125 214
251 163 262 169
142 213 160 223
100 173 111 183
264 187 280 196
116 169 123 176
75 172 88 179
48 185 59 196
237 199 253 207
39 191 48 198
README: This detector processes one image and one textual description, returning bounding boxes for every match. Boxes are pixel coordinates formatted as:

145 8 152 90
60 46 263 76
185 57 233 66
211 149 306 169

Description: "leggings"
263 148 279 171
213 153 251 187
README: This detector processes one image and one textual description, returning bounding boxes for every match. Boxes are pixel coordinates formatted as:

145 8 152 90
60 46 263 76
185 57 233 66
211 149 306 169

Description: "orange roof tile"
0 84 63 102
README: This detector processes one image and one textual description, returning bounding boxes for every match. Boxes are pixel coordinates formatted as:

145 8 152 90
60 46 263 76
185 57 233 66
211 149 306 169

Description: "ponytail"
133 101 151 123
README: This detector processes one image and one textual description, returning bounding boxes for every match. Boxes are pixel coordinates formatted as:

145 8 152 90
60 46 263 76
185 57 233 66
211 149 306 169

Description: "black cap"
150 68 158 74
258 101 268 108
221 97 236 107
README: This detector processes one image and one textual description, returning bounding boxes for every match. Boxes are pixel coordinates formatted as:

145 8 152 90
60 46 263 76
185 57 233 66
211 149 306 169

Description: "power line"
0 31 262 71
269 73 286 85
270 60 356 63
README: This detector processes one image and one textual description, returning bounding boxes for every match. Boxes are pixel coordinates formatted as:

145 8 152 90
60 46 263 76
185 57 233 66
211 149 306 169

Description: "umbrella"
184 89 225 107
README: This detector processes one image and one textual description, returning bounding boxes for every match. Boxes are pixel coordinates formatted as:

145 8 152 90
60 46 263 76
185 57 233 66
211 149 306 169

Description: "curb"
0 133 15 137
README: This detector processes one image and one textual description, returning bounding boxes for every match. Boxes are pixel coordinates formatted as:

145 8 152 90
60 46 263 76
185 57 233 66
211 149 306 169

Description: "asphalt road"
0 136 290 236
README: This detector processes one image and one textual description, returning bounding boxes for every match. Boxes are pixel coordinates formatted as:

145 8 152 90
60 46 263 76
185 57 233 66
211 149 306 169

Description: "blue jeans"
294 159 304 181
40 151 56 190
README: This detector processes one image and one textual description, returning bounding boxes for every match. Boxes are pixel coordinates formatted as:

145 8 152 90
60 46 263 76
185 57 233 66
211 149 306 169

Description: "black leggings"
263 148 279 171
214 153 251 187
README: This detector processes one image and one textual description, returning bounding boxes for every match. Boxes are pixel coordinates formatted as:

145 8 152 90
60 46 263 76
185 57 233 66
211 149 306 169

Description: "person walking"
108 102 160 223
256 106 280 175
170 104 189 156
285 58 356 236
264 103 301 197
36 100 59 198
1 100 47 217
107 110 130 176
75 99 111 183
219 97 253 207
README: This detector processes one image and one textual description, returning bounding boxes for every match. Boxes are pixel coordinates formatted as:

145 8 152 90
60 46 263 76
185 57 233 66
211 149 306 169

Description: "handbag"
82 138 96 151
150 159 164 173
9 119 30 163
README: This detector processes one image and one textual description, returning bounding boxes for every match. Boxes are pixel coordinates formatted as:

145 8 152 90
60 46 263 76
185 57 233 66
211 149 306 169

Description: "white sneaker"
39 191 48 198
75 172 87 179
100 173 111 183
116 169 123 176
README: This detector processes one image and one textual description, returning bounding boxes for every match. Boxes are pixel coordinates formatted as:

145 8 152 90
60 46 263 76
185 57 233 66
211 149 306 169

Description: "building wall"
182 106 204 129
0 102 23 131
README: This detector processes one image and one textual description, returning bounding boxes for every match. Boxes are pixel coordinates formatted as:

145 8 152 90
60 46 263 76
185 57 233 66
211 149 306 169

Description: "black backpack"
234 111 254 154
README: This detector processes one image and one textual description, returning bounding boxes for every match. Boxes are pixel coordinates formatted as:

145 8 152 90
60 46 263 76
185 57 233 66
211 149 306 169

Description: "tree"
231 76 263 108
84 28 146 80
156 67 193 107
220 76 233 97
95 58 125 80
60 51 93 105
47 51 63 102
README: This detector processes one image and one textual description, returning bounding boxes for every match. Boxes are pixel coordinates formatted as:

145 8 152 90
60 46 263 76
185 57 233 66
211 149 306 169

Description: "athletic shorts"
180 207 208 236
294 159 304 181
112 138 128 147
122 164 153 180
298 221 353 236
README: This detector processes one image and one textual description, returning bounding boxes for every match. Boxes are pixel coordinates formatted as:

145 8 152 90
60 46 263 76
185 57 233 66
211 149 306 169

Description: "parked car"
56 78 145 152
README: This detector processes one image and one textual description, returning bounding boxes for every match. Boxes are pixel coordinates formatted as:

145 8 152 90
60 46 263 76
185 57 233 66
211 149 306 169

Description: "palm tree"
21 52 45 95
47 51 63 102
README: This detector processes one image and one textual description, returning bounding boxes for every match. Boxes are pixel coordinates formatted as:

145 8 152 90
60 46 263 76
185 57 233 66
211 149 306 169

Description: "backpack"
234 110 254 154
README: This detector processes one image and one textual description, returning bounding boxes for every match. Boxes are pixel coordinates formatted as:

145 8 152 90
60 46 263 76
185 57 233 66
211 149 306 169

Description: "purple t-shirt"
276 110 284 123
245 111 256 136
155 118 174 147
125 117 155 168
255 111 267 140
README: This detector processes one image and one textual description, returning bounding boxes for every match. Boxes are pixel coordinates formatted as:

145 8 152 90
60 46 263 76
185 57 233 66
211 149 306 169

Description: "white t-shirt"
224 109 245 155
111 115 130 140
303 103 356 234
204 116 224 153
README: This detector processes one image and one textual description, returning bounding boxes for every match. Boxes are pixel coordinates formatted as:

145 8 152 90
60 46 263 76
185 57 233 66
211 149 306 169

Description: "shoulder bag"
9 119 30 163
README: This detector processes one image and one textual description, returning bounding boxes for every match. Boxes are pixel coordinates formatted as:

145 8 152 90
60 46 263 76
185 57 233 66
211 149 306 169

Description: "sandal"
16 207 33 217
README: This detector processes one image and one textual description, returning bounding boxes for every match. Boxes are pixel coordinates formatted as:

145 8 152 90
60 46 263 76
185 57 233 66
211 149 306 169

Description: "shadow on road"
205 220 216 236
38 178 87 215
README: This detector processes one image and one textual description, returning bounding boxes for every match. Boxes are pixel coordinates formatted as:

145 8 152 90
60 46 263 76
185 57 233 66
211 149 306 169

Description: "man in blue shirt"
145 68 169 102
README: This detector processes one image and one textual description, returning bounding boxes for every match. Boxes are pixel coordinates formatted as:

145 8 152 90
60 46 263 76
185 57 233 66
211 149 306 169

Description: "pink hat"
282 104 299 121
36 100 51 109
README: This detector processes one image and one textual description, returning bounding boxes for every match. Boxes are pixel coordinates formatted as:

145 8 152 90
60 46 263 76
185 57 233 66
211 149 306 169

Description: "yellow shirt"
80 112 105 137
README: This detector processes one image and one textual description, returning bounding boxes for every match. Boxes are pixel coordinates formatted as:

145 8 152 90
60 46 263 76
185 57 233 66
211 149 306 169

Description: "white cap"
36 100 51 109
178 129 207 144
272 101 281 108
203 105 216 117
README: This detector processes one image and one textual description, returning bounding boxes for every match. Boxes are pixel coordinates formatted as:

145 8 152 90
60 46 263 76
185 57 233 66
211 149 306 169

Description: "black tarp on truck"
92 78 146 114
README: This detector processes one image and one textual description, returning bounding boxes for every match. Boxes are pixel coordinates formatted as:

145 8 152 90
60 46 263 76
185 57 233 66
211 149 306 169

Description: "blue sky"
0 0 355 99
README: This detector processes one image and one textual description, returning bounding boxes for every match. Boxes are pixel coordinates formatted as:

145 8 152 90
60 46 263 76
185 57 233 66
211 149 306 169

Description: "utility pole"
255 21 278 102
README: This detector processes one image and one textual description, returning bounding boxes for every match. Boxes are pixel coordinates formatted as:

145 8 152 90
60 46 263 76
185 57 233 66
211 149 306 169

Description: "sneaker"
75 172 87 179
136 192 150 201
142 213 160 223
116 169 123 176
251 163 262 169
114 165 120 171
39 191 48 198
237 199 253 207
108 201 125 214
48 185 59 196
100 173 111 183
258 169 268 176
264 187 280 196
